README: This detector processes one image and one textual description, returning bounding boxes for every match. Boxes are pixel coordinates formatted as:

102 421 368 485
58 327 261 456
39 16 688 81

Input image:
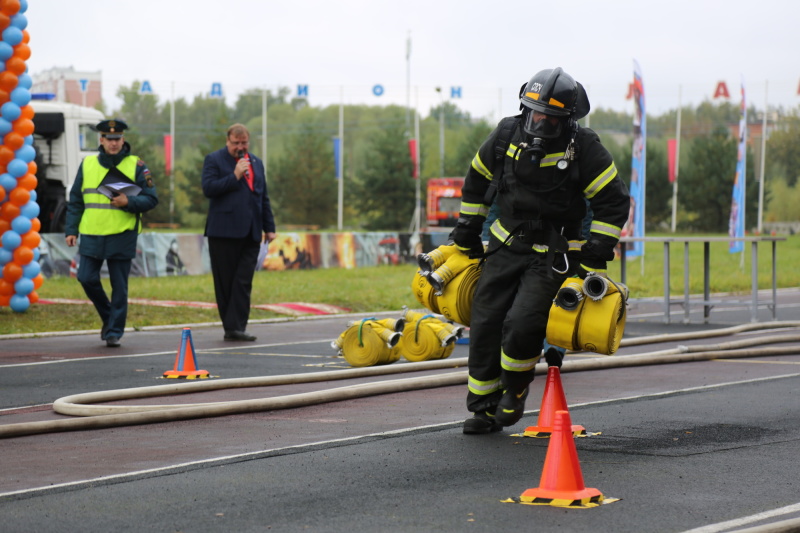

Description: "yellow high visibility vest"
78 155 140 236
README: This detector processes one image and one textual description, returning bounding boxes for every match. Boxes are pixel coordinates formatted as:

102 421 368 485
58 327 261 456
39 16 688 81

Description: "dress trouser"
466 244 567 413
77 255 131 339
208 236 260 333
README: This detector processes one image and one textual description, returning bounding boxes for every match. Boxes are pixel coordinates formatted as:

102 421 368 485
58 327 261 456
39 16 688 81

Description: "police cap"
96 118 128 139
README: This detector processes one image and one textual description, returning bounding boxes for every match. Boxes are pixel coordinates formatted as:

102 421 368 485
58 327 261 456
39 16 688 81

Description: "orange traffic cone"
163 328 210 379
524 366 585 437
520 410 603 507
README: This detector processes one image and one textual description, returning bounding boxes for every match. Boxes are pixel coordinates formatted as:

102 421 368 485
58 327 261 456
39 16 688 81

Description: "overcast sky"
26 0 800 122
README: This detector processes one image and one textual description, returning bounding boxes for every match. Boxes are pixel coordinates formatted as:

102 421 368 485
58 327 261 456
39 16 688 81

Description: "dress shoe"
224 330 256 342
106 336 121 348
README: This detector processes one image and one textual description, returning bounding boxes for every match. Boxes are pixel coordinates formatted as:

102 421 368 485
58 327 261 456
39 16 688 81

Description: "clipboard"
96 166 142 200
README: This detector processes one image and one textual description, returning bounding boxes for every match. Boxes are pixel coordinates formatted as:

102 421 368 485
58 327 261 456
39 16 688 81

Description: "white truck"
31 97 104 233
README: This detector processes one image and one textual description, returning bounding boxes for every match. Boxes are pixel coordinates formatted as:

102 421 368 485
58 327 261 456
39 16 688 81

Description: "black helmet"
520 67 590 138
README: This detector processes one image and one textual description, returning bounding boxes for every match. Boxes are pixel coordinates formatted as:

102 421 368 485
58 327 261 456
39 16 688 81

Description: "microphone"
238 150 250 179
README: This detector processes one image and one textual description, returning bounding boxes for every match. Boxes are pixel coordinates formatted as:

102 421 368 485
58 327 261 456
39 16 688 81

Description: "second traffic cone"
163 328 210 379
524 366 585 437
520 410 603 507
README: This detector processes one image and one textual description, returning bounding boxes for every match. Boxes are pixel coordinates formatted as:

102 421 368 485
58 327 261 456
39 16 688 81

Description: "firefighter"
455 68 630 434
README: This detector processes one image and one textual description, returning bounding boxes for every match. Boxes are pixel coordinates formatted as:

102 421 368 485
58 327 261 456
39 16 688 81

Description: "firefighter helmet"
520 68 590 137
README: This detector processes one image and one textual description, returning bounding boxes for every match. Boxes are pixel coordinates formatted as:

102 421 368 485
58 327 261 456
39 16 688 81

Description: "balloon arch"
0 0 41 313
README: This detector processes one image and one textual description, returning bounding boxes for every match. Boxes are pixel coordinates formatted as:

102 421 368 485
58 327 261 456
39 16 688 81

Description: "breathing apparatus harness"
477 115 582 276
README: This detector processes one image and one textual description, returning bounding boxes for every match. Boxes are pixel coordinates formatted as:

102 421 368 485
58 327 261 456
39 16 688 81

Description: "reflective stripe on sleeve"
471 153 492 180
583 162 618 199
460 201 489 218
501 350 540 372
590 220 622 239
468 375 501 396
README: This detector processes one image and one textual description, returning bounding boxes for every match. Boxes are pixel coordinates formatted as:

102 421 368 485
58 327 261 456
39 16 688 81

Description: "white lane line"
2 372 798 501
680 502 800 533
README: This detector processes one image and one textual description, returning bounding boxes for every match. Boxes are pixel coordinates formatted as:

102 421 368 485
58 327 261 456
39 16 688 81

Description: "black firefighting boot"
463 411 502 434
494 387 529 427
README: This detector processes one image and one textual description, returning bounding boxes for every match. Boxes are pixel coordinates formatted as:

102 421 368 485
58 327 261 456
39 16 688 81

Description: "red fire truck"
426 177 464 228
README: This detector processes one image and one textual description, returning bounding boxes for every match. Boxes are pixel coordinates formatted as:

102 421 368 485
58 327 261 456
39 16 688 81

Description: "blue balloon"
0 248 11 266
0 172 16 192
20 0 28 13
28 188 36 201
20 200 39 219
23 260 40 278
11 214 31 234
24 134 33 145
2 26 23 46
10 14 27 30
33 247 39 261
0 42 12 61
18 73 31 89
10 87 30 107
1 230 21 250
14 277 33 296
0 117 12 136
10 294 30 312
7 158 27 177
15 144 35 163
1 102 21 122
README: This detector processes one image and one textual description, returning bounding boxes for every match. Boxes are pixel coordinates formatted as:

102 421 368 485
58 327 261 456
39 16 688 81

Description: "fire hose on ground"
0 321 799 439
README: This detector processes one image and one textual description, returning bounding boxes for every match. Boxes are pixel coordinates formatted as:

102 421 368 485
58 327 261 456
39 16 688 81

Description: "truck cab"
31 97 104 233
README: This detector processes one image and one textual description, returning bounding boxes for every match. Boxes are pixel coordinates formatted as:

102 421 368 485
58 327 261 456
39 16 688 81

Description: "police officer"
65 119 159 347
455 68 630 434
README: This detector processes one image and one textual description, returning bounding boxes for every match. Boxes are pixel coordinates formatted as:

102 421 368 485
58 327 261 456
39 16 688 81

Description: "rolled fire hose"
1 321 799 439
395 311 458 362
332 318 403 367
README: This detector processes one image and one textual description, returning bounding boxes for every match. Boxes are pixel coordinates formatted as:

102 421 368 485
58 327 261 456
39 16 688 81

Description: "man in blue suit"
202 123 277 341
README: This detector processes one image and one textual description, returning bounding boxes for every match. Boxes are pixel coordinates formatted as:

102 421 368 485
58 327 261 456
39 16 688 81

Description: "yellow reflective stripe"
471 153 492 180
539 152 565 167
584 162 618 199
468 375 501 396
501 350 540 372
507 143 521 160
569 239 585 252
460 201 489 217
580 263 607 274
489 219 511 242
532 244 548 253
590 221 622 239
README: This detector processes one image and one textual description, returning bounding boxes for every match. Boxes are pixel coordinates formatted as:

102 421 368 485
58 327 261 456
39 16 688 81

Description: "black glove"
575 260 607 280
543 346 565 368
450 217 484 257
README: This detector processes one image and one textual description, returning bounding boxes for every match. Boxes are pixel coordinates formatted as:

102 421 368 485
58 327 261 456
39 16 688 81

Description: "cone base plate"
163 370 210 379
520 487 603 507
523 424 586 438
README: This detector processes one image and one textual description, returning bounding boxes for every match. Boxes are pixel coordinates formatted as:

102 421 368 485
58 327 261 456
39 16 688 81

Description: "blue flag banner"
333 137 341 179
626 60 646 258
729 79 747 253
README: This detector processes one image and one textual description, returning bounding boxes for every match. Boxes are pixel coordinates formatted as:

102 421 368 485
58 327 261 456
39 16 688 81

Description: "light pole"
436 87 444 178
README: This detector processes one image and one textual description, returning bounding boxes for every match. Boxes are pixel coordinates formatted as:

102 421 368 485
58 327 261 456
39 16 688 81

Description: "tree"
269 112 337 227
352 118 415 230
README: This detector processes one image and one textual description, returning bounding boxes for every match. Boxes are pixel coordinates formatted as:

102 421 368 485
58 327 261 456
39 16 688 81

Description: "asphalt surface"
1 290 799 532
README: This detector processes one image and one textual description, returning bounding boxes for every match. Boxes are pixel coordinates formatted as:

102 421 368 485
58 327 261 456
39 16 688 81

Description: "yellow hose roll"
397 318 456 362
418 244 459 271
546 279 587 351
576 289 627 355
338 321 400 367
411 270 440 314
436 262 481 326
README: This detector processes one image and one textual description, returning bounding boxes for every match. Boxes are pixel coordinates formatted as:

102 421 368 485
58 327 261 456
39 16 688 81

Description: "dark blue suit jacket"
202 148 276 241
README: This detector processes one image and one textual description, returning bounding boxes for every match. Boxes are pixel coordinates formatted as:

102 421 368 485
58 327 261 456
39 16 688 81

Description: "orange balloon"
17 173 36 191
0 14 9 30
8 186 29 206
13 118 33 136
0 218 9 234
5 57 25 76
0 201 20 221
0 184 5 203
32 274 43 289
20 104 33 120
0 146 12 165
31 217 40 232
27 160 37 174
21 231 40 249
0 279 13 296
12 43 30 61
2 262 22 283
0 295 10 307
13 245 32 265
21 29 29 44
28 290 38 304
0 89 9 106
0 0 20 16
3 131 24 150
0 71 17 92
